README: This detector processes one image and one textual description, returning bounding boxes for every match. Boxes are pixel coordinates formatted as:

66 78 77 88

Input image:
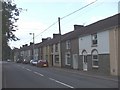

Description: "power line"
34 0 98 39
61 0 98 20
35 21 58 38
19 0 98 47
20 21 58 46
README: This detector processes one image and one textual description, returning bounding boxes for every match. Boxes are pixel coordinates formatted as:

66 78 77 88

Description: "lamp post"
29 33 35 61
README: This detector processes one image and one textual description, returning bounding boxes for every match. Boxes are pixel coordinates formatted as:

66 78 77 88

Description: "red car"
36 60 48 67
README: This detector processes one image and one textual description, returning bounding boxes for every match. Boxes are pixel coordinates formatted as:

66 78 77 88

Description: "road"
2 61 118 88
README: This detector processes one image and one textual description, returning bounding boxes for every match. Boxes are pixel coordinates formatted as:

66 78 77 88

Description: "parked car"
30 59 34 65
31 60 38 66
7 59 11 62
36 60 48 67
22 59 29 64
16 59 22 63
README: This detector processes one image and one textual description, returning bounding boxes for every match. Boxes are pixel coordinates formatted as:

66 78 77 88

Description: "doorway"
73 54 78 69
82 50 87 71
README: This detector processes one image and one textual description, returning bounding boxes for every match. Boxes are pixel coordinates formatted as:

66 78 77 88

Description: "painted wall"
78 30 111 75
109 27 118 76
79 30 110 55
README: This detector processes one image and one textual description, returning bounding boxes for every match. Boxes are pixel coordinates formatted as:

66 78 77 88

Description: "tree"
2 0 21 60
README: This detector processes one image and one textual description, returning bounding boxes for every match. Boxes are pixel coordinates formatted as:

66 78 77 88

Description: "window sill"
92 66 99 68
55 62 59 63
91 44 98 47
65 64 71 66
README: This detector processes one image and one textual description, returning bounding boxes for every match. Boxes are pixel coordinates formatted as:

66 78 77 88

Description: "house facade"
13 13 119 76
78 14 119 76
50 34 62 67
79 30 110 74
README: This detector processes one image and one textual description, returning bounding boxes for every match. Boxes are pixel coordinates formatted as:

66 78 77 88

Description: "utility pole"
58 17 62 68
30 33 35 61
58 17 61 35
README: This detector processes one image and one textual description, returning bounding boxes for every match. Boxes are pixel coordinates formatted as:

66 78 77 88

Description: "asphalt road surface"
2 61 118 88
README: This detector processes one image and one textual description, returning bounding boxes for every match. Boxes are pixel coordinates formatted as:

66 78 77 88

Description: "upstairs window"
51 45 53 53
91 33 97 46
66 40 70 49
55 43 58 52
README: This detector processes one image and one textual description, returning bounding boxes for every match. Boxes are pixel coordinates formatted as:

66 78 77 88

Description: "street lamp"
29 33 35 61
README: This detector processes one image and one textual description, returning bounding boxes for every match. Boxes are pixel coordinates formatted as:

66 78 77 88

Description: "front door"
82 51 87 71
73 54 78 69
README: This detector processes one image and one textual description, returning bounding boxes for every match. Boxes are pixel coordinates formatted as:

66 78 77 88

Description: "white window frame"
91 33 98 46
55 43 58 52
55 55 59 63
92 50 99 68
65 52 71 65
66 40 70 49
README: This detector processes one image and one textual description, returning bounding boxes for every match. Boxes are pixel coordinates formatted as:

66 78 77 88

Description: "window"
65 52 71 65
55 43 58 52
91 33 97 46
34 49 38 54
92 50 99 68
28 50 30 56
55 55 59 63
51 45 53 53
66 40 70 49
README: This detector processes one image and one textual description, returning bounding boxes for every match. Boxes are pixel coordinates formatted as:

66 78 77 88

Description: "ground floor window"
65 52 71 65
55 55 59 63
92 49 99 68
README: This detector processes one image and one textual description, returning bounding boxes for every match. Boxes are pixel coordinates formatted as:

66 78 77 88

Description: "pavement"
49 66 119 82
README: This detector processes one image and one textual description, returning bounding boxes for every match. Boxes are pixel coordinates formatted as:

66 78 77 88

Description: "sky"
9 0 119 49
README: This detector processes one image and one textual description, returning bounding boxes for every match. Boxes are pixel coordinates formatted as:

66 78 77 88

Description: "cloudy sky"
9 0 119 49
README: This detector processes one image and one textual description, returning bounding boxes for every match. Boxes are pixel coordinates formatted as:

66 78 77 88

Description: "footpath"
50 67 118 82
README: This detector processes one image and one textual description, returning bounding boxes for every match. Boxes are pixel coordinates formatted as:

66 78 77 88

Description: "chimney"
74 25 84 30
42 38 47 42
25 44 28 46
22 45 25 47
53 34 61 38
30 42 33 45
42 37 51 42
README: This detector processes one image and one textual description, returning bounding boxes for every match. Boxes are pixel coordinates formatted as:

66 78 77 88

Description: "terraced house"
78 14 119 76
14 13 119 76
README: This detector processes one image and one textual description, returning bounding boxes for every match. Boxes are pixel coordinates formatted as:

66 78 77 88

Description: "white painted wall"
79 30 109 55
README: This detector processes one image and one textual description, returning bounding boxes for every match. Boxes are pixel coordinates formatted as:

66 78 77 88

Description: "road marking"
49 78 74 88
26 68 32 71
34 71 44 76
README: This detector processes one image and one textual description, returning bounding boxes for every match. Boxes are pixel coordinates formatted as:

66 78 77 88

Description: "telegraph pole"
58 17 61 35
58 17 62 68
30 33 35 61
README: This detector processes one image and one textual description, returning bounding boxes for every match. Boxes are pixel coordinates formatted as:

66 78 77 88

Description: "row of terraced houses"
13 13 119 76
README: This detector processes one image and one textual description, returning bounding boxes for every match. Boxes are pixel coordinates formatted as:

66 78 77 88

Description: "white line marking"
49 78 74 88
34 71 44 76
26 68 32 71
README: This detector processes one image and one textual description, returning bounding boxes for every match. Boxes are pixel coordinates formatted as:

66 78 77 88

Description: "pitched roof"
61 13 119 41
19 13 119 50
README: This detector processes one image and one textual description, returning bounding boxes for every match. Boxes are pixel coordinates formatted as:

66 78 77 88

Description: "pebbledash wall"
79 30 110 75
